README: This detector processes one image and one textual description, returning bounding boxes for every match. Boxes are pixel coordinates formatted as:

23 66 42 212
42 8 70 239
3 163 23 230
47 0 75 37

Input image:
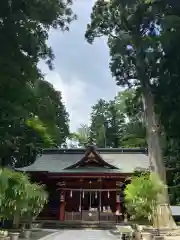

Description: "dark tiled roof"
16 148 149 173
40 147 147 154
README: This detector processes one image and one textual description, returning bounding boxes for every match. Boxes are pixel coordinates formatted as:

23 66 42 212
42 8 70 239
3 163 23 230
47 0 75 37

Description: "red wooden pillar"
59 191 65 221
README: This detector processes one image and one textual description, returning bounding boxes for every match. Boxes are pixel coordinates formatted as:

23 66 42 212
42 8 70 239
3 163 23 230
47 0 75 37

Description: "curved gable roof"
65 146 118 169
16 147 149 173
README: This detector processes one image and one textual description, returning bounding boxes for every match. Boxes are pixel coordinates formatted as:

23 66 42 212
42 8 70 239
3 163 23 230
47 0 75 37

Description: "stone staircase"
38 220 117 230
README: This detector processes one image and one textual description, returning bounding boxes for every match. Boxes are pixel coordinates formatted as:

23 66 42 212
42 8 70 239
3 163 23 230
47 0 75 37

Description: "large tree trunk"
142 85 176 229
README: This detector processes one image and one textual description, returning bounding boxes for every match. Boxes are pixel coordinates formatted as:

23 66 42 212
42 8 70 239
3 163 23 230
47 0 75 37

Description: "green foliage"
85 0 180 209
85 0 153 149
115 89 144 122
86 0 180 215
125 173 164 222
0 169 11 206
85 0 158 87
34 80 70 146
23 183 48 226
0 169 31 226
0 81 70 167
0 0 75 76
26 117 54 146
0 0 73 167
89 99 125 148
0 168 48 228
116 90 147 148
73 90 146 149
71 124 90 148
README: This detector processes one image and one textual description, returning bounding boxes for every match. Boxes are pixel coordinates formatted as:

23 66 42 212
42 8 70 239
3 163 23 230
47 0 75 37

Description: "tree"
125 173 164 227
35 80 70 147
117 88 180 203
72 90 146 149
0 80 70 167
0 168 48 229
71 124 90 148
153 3 180 206
0 0 75 130
12 116 54 168
0 0 75 166
116 89 144 122
115 90 146 148
85 0 176 227
107 100 125 147
116 90 180 204
89 99 108 147
89 99 124 148
0 0 75 79
0 116 53 167
121 121 147 148
0 169 30 228
23 183 48 229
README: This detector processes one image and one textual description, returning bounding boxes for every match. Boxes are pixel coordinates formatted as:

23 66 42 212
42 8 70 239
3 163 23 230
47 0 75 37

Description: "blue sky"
40 0 118 131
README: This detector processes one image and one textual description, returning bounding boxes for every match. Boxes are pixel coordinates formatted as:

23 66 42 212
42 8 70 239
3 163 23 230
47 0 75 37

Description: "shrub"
124 172 164 223
0 168 48 229
23 183 48 228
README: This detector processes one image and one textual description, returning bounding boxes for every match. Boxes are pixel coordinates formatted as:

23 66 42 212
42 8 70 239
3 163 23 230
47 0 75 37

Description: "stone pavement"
165 237 180 240
29 229 60 240
39 229 118 240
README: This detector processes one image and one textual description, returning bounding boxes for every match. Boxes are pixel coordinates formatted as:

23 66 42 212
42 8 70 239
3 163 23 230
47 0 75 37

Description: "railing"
65 212 81 221
99 212 116 222
65 211 116 222
82 211 99 221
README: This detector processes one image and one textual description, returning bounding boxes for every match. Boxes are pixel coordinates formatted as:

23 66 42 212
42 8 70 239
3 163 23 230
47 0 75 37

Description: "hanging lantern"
60 192 64 202
107 191 110 198
70 190 72 198
90 191 92 209
116 193 120 202
82 191 84 199
95 191 97 199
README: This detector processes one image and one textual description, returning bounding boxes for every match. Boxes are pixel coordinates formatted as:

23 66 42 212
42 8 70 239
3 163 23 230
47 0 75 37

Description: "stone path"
26 229 60 240
40 229 118 240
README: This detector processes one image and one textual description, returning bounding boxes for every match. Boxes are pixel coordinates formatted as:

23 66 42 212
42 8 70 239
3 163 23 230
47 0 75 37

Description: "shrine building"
17 146 149 223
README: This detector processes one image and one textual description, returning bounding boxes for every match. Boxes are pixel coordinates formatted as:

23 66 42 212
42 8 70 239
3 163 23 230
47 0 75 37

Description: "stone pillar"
59 191 65 221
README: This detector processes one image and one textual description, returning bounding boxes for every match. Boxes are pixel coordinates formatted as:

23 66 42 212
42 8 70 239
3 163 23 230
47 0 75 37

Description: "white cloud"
38 0 120 132
43 70 91 131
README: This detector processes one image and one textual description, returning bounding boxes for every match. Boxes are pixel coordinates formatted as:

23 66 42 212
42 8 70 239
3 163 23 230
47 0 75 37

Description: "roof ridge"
16 149 149 173
42 148 148 154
